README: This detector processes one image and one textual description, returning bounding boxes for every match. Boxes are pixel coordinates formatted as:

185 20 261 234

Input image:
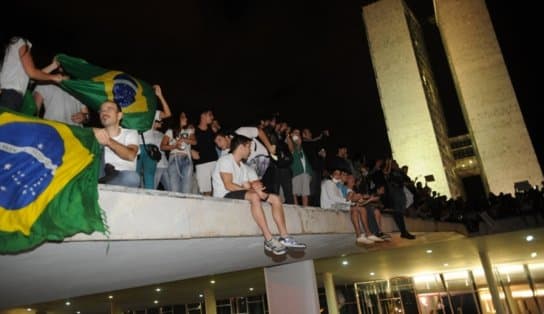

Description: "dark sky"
3 0 541 168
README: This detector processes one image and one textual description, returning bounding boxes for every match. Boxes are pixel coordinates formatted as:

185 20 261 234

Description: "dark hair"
327 157 350 174
230 134 251 152
199 108 213 117
214 129 234 140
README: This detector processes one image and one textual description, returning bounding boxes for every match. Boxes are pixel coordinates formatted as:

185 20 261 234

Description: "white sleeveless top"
0 38 31 93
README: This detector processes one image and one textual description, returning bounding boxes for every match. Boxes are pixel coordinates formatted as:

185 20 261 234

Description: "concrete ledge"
69 185 468 241
0 185 469 309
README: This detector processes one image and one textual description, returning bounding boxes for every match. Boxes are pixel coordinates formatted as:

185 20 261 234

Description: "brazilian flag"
57 54 157 132
0 108 106 254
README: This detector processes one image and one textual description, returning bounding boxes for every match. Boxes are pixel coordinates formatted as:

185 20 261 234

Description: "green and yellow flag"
0 108 106 254
57 54 157 132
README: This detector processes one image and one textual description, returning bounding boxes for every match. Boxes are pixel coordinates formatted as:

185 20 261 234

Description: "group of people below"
1 35 417 256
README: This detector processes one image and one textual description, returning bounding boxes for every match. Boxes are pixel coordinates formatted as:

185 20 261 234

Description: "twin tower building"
363 0 543 198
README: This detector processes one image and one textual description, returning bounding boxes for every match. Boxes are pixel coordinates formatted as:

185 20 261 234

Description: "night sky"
3 0 541 169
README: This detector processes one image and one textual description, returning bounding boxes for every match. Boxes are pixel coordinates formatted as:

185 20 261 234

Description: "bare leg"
357 206 373 235
245 191 273 240
267 194 289 237
293 194 299 205
350 207 362 238
302 195 309 207
374 209 383 233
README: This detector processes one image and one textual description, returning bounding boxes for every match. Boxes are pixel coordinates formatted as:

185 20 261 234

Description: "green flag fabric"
0 108 106 254
56 54 157 132
20 89 37 116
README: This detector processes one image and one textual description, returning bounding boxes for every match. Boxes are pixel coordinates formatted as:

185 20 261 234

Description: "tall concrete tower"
435 0 543 194
363 0 461 198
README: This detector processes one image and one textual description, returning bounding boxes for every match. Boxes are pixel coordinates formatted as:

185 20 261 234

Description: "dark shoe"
377 232 392 240
401 232 416 240
98 163 119 183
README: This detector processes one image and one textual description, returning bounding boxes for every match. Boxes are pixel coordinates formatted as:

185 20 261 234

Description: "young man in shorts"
212 134 306 255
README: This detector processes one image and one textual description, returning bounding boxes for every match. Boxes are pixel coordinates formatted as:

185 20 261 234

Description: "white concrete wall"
435 0 544 194
0 185 467 308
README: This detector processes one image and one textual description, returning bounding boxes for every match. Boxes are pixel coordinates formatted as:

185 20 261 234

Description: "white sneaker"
356 235 375 244
367 234 385 242
264 238 287 255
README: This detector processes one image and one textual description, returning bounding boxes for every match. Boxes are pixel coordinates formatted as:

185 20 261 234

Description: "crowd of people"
4 35 541 256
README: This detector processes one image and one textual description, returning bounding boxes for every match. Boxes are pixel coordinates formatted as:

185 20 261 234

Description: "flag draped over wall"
57 54 157 132
0 109 106 254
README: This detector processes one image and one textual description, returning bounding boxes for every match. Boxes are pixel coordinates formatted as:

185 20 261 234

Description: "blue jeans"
107 170 141 188
168 154 193 193
154 166 170 190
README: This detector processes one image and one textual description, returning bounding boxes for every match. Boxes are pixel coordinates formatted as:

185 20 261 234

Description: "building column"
110 301 122 314
264 260 320 314
323 272 338 314
204 288 217 314
479 250 505 314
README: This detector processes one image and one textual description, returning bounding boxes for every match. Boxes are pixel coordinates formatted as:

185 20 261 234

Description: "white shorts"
292 173 311 196
195 161 216 193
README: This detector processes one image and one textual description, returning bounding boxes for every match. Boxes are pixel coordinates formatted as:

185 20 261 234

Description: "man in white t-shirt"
33 84 89 126
234 126 277 179
93 100 140 188
212 134 306 256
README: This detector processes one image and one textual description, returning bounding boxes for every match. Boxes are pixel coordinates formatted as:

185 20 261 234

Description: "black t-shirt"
193 127 218 165
302 140 319 170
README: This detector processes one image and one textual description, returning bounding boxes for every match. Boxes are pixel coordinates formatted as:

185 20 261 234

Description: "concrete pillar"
501 284 520 314
264 260 320 314
478 250 505 314
204 288 217 314
110 301 123 314
323 272 338 314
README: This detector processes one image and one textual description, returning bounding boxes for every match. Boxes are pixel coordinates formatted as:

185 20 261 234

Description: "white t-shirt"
320 179 351 210
104 128 140 171
235 127 268 161
165 128 193 156
0 38 31 93
34 84 85 126
212 154 252 198
141 128 168 168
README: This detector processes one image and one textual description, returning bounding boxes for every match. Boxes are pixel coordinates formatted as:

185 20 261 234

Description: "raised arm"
153 85 172 120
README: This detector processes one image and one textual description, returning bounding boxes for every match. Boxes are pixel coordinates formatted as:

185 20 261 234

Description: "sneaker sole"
356 240 375 244
281 243 307 249
264 246 287 255
284 246 307 250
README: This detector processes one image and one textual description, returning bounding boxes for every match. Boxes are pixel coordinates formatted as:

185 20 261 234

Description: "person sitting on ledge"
93 100 140 188
212 134 306 256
